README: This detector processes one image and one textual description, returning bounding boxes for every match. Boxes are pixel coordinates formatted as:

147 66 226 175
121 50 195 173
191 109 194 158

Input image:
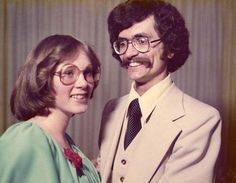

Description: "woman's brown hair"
10 35 100 121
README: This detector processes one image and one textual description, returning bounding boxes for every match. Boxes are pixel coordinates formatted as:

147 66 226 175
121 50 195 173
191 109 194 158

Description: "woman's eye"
63 69 75 77
84 69 93 76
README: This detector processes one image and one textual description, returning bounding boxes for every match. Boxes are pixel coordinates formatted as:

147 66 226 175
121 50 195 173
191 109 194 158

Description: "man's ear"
168 52 174 59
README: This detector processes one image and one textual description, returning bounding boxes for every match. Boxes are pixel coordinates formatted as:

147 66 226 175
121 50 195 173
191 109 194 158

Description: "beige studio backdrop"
0 0 236 182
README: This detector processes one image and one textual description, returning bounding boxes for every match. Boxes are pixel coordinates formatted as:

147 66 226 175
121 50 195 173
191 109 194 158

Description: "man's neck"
134 72 168 96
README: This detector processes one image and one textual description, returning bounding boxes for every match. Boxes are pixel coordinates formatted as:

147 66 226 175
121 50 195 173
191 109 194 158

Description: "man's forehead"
118 15 158 39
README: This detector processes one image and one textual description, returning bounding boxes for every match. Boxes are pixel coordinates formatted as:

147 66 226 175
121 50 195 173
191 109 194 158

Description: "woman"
0 35 101 183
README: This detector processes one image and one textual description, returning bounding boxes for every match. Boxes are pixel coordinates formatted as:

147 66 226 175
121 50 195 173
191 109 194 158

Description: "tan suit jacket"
99 83 221 183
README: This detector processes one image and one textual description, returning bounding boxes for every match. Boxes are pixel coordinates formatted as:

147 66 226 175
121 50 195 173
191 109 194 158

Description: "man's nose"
124 43 139 59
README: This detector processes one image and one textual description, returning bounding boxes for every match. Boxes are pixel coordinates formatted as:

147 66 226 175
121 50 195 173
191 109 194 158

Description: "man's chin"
127 72 145 82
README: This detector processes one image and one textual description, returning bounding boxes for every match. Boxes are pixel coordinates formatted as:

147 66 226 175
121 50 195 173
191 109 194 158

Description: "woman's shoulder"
0 122 63 183
0 121 51 151
1 121 45 138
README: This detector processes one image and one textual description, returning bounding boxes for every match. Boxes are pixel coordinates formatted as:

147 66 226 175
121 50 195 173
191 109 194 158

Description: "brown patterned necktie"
124 98 142 150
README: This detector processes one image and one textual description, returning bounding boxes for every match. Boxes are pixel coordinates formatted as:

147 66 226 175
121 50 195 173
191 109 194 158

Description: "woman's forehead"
56 51 92 71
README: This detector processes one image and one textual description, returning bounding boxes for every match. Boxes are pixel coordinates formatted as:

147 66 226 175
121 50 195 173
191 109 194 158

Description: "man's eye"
137 37 148 45
119 41 127 48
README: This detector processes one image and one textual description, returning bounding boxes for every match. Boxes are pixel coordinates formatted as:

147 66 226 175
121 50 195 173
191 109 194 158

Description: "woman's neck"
29 111 71 149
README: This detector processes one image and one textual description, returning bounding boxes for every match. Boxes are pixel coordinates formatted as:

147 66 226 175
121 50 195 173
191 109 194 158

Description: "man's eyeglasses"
113 36 162 55
54 64 100 86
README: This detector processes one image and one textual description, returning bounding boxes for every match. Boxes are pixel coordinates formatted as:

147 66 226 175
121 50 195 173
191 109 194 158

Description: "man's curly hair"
108 0 190 72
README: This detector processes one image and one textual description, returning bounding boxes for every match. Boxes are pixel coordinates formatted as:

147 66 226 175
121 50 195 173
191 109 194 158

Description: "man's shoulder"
183 93 220 116
101 95 129 127
104 95 129 109
167 84 221 123
170 83 219 114
107 94 129 103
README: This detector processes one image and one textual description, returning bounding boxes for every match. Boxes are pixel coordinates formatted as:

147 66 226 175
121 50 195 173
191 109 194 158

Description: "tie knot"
128 98 142 117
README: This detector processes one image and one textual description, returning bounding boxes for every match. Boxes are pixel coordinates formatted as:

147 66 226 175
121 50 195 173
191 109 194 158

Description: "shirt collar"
128 74 173 121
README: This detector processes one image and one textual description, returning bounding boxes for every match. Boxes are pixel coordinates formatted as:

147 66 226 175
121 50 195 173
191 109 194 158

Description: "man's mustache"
121 57 152 68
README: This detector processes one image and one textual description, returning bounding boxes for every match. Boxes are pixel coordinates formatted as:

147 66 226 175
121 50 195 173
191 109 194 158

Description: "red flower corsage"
64 148 83 176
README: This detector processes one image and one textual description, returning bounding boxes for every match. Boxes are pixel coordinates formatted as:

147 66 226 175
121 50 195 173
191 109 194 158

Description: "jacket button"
121 159 126 165
120 176 124 182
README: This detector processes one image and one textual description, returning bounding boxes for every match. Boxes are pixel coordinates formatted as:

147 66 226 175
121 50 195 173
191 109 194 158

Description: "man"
98 0 222 182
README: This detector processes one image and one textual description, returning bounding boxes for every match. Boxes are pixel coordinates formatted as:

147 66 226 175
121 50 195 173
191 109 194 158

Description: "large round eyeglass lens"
113 40 127 54
61 66 79 85
133 37 149 53
93 72 100 83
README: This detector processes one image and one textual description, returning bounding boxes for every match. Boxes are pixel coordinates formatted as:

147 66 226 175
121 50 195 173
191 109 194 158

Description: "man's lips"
121 58 152 68
128 61 143 67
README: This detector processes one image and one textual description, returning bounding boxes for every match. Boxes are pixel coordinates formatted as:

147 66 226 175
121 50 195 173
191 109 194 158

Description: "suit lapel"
125 84 185 182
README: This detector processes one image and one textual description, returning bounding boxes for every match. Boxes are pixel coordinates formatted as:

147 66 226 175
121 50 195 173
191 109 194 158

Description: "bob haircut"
108 0 190 72
10 34 101 121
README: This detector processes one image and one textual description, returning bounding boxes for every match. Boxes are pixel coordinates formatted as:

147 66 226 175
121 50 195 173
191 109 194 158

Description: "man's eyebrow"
118 33 150 39
133 33 150 38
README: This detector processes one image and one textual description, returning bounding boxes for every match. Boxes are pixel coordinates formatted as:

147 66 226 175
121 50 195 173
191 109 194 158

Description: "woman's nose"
74 73 88 88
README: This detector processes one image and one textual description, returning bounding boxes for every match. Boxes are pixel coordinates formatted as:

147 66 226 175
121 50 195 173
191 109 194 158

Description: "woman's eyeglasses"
54 64 100 85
